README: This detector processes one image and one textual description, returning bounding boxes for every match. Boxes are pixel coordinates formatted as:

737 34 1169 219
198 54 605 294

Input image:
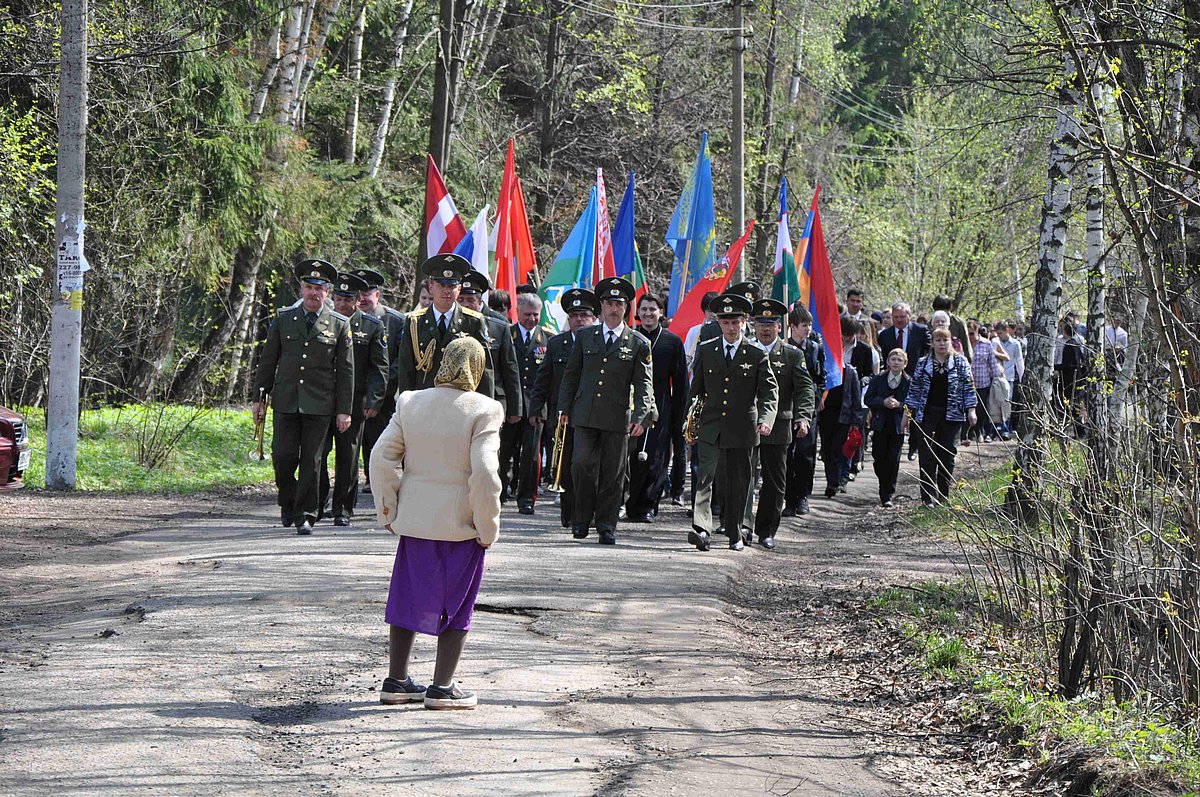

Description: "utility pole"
47 0 89 490
731 0 746 283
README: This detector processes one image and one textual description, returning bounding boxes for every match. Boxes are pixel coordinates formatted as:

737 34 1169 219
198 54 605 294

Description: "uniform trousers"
360 389 396 487
571 426 629 532
871 426 904 503
753 443 789 539
916 408 963 502
498 421 522 501
626 421 671 517
692 442 753 542
555 422 576 527
668 430 687 499
272 411 332 521
319 412 366 518
503 418 543 506
785 429 818 508
817 412 851 491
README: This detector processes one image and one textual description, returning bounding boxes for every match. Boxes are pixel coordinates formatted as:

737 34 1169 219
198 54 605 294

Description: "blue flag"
613 173 637 278
665 132 717 315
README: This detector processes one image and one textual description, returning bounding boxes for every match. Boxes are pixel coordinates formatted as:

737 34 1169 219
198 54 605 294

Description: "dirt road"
0 448 1006 796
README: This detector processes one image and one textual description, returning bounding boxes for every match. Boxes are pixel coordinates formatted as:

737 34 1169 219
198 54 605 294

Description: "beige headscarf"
434 336 486 392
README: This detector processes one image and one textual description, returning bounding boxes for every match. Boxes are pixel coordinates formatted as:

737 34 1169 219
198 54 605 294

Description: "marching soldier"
559 277 654 545
746 298 813 549
784 304 826 516
351 267 404 497
504 292 551 514
529 288 598 528
318 273 388 526
625 293 687 522
457 269 523 454
253 259 354 535
393 254 493 397
686 292 778 552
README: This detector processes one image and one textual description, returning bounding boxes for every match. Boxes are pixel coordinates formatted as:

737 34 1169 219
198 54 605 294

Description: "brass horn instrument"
250 387 270 461
682 395 704 445
546 414 568 493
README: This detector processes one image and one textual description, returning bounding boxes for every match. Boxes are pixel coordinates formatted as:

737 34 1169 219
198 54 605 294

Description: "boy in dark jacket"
864 348 911 506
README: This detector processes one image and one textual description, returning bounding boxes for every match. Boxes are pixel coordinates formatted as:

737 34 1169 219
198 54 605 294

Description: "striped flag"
595 168 617 284
611 172 647 323
770 178 801 305
799 185 843 389
423 154 467 256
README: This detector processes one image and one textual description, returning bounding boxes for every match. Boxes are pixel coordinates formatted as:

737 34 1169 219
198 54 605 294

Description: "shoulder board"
540 324 555 334
384 307 405 320
329 311 349 322
276 307 293 318
360 312 381 326
630 329 651 346
409 306 430 317
460 307 484 319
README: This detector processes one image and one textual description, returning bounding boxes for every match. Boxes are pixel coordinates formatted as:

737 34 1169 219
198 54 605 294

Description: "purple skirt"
385 536 487 636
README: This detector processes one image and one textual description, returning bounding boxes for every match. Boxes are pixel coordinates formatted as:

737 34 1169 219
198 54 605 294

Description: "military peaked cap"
351 268 386 288
725 280 762 302
459 269 491 295
594 276 636 304
296 258 338 285
752 298 788 321
560 288 599 314
334 272 370 296
420 253 472 282
714 292 753 318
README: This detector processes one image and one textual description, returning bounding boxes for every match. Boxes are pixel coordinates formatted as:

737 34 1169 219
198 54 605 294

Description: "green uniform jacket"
348 310 389 413
529 330 575 419
512 323 552 420
688 336 778 449
255 305 354 416
759 338 814 446
394 304 494 397
559 325 654 432
484 313 523 418
377 305 406 400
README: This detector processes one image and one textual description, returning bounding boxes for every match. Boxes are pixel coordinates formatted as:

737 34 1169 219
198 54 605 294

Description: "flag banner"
424 154 467 256
595 167 616 285
611 172 646 323
511 175 539 286
670 219 756 342
538 187 598 332
492 140 519 318
771 178 801 305
794 208 815 309
453 204 491 279
801 185 843 389
665 132 717 315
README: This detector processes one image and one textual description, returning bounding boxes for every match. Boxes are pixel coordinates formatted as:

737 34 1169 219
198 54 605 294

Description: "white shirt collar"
722 338 742 356
603 323 625 339
752 338 773 352
433 306 454 325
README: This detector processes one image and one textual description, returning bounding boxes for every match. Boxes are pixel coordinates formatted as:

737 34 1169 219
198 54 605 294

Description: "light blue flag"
665 132 717 315
538 187 598 331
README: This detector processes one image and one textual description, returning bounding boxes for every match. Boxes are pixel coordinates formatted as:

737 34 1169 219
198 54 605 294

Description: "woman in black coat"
864 348 911 507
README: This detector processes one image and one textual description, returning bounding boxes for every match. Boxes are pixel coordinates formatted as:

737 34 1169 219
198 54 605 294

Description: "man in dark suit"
352 267 405 498
877 301 929 373
747 299 814 549
457 268 523 436
625 293 688 522
530 289 597 528
686 292 778 552
394 254 493 396
504 292 552 514
559 277 655 546
784 304 825 516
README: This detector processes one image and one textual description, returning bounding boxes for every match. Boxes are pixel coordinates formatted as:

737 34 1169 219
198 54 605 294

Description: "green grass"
18 404 277 493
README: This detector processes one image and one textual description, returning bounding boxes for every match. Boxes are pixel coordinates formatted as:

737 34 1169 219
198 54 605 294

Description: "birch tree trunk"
343 0 366 164
752 0 781 273
250 13 283 123
367 0 416 178
297 0 346 109
289 0 318 126
274 1 305 128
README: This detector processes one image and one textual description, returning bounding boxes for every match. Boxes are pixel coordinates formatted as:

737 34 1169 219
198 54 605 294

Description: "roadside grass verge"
17 404 276 493
880 464 1200 794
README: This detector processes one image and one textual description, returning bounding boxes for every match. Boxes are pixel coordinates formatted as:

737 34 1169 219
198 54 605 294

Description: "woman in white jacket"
369 336 503 710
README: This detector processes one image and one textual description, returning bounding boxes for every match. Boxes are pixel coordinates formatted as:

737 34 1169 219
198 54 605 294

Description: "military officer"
530 288 598 528
559 277 654 546
350 267 403 497
393 254 494 397
253 259 354 535
625 293 687 522
458 269 523 443
317 273 389 526
784 304 826 516
504 292 551 514
687 292 778 552
745 298 813 549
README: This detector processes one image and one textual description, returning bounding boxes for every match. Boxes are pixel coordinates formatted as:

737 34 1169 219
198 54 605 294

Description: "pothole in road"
251 701 322 727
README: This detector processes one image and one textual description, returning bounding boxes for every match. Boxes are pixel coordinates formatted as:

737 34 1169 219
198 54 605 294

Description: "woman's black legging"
916 408 963 502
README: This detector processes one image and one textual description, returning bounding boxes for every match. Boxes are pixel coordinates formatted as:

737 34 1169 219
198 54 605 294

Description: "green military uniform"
319 277 388 524
503 321 551 512
254 261 354 532
459 270 521 421
394 303 493 396
559 278 654 544
746 314 814 545
360 303 404 490
686 293 778 551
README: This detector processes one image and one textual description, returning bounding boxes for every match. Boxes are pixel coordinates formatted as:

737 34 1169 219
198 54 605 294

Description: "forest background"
1 0 1048 405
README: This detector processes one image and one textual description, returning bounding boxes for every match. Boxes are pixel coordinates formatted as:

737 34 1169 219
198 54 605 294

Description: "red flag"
493 140 518 317
805 186 843 388
670 219 756 339
424 154 467 256
595 167 616 284
511 174 539 286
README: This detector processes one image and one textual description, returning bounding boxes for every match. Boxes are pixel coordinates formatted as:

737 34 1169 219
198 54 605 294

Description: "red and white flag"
424 154 467 256
594 167 616 284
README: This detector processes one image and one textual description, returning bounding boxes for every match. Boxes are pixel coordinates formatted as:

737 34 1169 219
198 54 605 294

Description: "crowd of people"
252 253 1110 708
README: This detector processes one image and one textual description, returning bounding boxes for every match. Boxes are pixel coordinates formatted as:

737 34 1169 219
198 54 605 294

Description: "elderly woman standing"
369 337 503 710
903 328 977 507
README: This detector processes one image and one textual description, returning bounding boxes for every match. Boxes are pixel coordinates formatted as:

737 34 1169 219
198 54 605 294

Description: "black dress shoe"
741 528 752 545
296 519 314 536
333 514 350 527
280 510 294 528
798 497 810 515
670 495 685 507
572 525 589 539
598 529 617 545
687 530 711 551
824 488 837 498
760 537 776 550
907 451 916 461
729 538 744 551
781 506 796 518
629 512 654 523
518 504 535 515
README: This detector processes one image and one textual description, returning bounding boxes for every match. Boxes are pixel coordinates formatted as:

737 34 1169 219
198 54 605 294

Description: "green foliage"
18 405 275 493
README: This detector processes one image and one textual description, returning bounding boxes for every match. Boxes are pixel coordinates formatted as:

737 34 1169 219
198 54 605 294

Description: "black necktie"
725 344 734 364
305 311 316 330
607 331 615 348
438 314 448 337
898 328 904 351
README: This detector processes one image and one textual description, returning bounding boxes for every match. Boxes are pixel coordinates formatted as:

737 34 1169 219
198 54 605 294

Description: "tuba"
682 395 704 445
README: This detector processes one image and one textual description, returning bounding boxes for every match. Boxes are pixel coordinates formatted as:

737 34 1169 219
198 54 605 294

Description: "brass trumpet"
249 388 270 461
683 395 704 445
546 414 568 493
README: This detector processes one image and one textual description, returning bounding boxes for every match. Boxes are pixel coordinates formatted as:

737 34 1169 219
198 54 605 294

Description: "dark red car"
0 406 29 489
